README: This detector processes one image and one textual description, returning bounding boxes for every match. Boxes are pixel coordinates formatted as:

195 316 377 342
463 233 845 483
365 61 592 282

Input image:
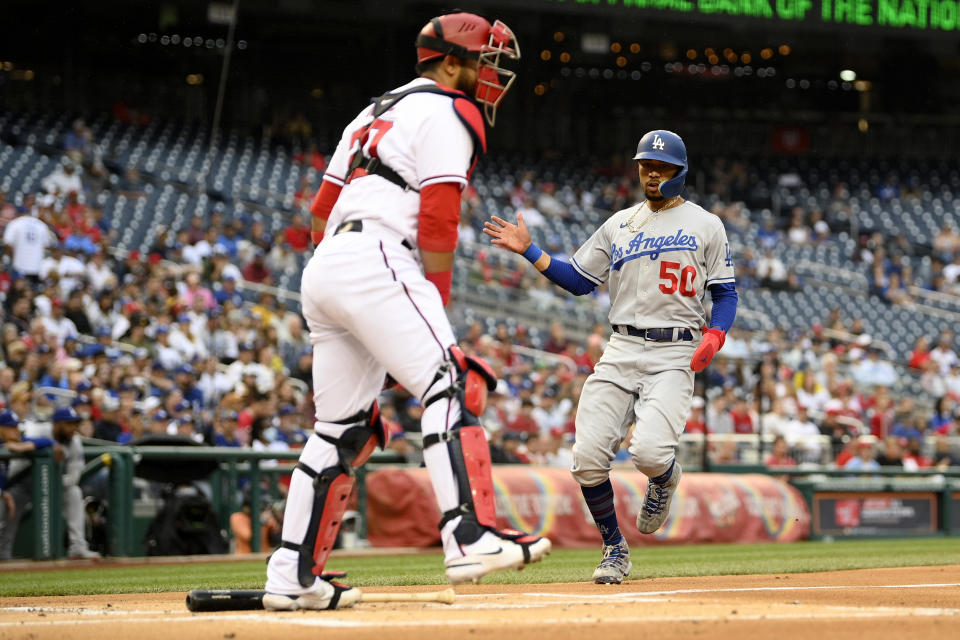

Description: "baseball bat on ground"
185 588 456 612
359 588 456 605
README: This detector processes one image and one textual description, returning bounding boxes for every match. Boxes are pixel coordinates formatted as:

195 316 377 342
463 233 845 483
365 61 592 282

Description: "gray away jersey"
570 200 735 329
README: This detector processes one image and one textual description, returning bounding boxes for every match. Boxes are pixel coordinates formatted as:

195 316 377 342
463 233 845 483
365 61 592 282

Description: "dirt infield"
2 565 958 640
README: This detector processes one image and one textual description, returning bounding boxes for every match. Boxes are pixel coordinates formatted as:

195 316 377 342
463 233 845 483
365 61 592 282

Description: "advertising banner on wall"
365 467 811 548
813 492 938 536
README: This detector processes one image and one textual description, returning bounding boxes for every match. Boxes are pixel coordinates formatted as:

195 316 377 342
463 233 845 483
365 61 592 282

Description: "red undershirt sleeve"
417 182 461 253
310 179 342 244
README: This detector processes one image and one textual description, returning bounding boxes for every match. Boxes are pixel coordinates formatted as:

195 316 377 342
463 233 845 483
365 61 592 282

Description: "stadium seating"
3 110 960 378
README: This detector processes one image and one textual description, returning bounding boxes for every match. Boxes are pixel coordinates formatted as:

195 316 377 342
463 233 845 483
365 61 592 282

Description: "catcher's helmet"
633 130 688 199
416 12 521 127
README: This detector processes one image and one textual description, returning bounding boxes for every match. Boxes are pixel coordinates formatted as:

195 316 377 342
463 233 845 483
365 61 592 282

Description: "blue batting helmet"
632 130 688 199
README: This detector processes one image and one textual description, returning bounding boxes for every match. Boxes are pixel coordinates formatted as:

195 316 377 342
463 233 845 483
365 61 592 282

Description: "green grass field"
2 538 958 597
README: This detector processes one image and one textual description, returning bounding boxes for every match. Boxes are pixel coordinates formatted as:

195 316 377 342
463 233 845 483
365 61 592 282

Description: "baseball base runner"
484 129 738 584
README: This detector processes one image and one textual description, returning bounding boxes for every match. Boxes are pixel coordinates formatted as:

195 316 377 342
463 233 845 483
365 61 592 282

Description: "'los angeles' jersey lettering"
610 228 699 270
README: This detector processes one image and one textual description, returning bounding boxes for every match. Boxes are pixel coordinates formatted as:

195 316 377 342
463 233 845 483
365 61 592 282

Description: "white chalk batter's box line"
502 582 960 601
1 582 959 626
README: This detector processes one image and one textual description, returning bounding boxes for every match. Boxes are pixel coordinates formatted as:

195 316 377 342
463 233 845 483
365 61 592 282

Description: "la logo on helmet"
652 135 665 150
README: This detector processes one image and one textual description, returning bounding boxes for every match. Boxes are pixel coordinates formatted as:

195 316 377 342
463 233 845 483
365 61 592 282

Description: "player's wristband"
521 243 543 263
311 231 324 246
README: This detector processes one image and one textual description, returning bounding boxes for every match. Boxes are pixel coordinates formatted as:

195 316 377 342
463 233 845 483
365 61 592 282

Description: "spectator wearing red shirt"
293 143 327 173
79 208 102 244
573 334 604 374
241 250 272 284
51 210 73 243
284 214 311 252
293 175 316 212
903 437 931 468
834 438 859 468
765 436 797 467
730 395 754 434
867 387 895 439
543 320 571 356
506 399 540 435
64 192 85 228
908 335 932 370
684 396 707 434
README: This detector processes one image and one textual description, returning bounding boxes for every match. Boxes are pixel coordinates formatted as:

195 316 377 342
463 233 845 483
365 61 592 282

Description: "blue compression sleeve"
23 436 55 449
708 282 738 333
521 243 596 296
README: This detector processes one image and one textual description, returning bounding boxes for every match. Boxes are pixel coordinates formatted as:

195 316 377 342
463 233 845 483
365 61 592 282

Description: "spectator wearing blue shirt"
214 410 243 447
213 275 245 307
756 218 782 251
216 225 240 259
844 440 880 472
174 365 204 409
270 404 309 448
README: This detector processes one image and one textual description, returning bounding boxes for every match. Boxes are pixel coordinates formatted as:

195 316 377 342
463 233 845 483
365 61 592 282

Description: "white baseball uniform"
567 200 735 485
266 78 482 594
2 214 56 276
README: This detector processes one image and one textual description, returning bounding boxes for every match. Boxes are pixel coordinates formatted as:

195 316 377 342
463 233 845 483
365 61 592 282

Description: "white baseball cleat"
636 461 682 534
262 578 360 611
445 529 552 585
68 547 102 560
592 536 631 585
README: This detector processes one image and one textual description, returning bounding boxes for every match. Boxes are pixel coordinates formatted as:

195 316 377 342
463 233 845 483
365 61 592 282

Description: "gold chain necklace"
621 196 681 233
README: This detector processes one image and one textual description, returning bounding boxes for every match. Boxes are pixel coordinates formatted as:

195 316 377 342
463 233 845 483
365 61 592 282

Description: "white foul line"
505 582 960 600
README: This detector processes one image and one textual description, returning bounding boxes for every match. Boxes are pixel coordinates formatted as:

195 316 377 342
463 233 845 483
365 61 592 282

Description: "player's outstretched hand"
483 213 531 254
690 328 725 372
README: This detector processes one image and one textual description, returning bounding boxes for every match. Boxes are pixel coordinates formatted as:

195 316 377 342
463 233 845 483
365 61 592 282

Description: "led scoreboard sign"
543 0 960 33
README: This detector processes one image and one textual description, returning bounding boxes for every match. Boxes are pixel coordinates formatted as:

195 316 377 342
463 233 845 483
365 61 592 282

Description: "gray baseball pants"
570 332 695 486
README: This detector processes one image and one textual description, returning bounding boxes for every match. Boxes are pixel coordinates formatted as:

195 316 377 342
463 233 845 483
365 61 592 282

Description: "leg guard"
282 464 354 587
422 347 499 544
281 401 388 587
424 425 496 543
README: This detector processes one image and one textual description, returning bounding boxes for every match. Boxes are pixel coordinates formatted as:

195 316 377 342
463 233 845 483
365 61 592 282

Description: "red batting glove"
690 328 725 372
311 230 324 246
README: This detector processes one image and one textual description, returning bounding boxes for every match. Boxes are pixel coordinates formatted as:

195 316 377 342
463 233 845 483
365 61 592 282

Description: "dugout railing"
0 445 407 560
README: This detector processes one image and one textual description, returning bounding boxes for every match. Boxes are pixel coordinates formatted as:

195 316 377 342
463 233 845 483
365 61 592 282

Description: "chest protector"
346 84 487 191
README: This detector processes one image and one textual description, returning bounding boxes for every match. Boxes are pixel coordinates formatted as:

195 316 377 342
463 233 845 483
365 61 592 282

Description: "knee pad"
282 401 388 587
320 400 389 468
423 346 497 425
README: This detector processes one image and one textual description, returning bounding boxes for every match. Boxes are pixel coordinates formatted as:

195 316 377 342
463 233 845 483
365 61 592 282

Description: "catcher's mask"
416 12 521 127
633 130 688 199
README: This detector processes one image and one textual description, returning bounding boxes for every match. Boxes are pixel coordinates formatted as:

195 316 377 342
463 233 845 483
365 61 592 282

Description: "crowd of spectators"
0 151 323 457
2 131 960 486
